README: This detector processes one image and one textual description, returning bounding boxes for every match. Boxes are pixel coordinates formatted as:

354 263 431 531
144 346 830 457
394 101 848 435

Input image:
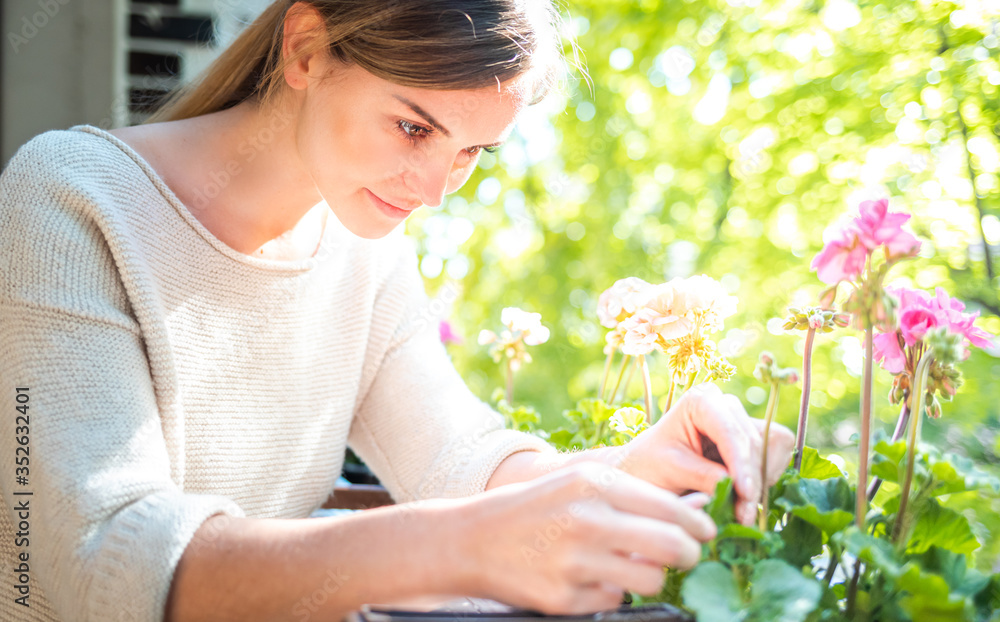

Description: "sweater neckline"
68 123 336 274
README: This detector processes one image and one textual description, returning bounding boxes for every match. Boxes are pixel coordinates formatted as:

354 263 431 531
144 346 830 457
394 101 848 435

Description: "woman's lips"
365 188 420 219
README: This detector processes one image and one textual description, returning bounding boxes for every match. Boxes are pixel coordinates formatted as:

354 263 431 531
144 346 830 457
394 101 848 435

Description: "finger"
551 583 623 616
680 492 711 510
592 471 717 541
572 552 666 596
587 511 706 569
661 445 729 496
722 394 765 525
680 391 758 504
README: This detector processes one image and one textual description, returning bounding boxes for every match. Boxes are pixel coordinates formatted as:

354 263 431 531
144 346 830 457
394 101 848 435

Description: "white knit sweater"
0 124 555 622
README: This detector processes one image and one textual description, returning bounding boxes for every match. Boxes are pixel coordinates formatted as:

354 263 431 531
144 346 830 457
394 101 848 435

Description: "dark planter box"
347 602 693 622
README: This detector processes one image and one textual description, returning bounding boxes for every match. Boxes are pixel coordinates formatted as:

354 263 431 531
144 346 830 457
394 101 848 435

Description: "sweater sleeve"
347 234 557 505
0 140 245 622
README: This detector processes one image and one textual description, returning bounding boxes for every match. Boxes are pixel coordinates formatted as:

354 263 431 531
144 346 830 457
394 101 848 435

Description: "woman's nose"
405 158 452 209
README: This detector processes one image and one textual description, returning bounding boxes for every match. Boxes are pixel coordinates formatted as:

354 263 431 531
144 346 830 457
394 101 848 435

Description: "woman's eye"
398 120 430 139
465 145 498 156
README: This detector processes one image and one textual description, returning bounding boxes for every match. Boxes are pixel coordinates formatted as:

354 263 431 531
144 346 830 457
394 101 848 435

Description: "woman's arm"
165 498 473 622
168 461 719 621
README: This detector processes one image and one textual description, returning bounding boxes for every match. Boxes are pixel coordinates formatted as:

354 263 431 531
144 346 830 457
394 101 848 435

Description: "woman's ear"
281 1 330 91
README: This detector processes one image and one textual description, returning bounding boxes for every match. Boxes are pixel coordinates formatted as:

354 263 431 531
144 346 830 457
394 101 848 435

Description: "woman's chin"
332 208 404 240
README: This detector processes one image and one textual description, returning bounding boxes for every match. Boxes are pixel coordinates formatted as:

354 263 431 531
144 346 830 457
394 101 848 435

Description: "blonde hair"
143 0 566 124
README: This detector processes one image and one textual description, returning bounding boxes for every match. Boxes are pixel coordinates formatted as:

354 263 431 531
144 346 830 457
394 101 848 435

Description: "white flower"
597 277 652 329
609 407 648 437
501 307 549 345
478 329 498 345
633 282 695 342
677 275 738 331
619 309 661 356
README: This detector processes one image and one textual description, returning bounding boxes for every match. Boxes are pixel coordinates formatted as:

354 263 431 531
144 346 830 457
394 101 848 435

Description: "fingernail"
701 515 718 539
743 475 757 499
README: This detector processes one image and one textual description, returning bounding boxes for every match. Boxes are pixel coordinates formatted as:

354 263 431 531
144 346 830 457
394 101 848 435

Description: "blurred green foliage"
406 0 1000 570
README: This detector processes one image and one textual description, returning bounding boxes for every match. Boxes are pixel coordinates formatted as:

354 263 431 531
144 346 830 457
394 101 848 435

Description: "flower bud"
888 373 910 405
927 327 966 366
924 394 942 419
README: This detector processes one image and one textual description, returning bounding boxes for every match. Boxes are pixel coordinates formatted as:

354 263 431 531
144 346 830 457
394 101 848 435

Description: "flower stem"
609 355 632 404
846 327 875 618
867 400 910 501
664 379 676 414
856 326 874 530
893 353 932 550
683 371 697 393
758 382 779 531
599 347 615 402
505 357 514 405
639 355 654 425
794 327 817 471
622 358 638 400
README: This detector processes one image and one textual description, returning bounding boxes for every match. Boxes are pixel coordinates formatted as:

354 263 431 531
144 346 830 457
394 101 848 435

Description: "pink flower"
930 288 993 349
439 320 463 345
873 331 907 374
875 286 995 374
899 306 939 346
811 225 868 285
855 198 921 258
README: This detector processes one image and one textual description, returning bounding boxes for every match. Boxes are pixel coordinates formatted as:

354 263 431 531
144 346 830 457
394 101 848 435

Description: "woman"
0 1 794 621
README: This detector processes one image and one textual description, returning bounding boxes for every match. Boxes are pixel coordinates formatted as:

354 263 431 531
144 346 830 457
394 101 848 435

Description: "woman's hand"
450 462 717 615
615 383 795 526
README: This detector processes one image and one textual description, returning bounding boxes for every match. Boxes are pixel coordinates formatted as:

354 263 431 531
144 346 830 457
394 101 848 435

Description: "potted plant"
474 197 1000 621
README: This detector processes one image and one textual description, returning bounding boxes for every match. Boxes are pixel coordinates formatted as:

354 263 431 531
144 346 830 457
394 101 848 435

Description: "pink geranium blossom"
874 286 994 373
811 225 868 285
439 320 463 345
931 288 993 349
812 199 921 285
855 198 921 258
873 331 907 374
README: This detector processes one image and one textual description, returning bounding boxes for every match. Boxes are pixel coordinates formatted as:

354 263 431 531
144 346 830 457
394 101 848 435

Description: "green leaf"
911 547 989 597
717 523 765 541
833 527 904 579
748 559 823 622
777 516 823 569
874 439 908 464
798 447 844 480
897 561 972 621
907 498 980 555
706 477 737 527
545 428 577 451
680 561 745 622
973 574 1000 621
576 398 617 426
775 477 855 535
927 452 1000 496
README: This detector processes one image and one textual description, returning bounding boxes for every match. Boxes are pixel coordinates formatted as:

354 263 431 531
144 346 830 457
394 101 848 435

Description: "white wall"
2 0 127 167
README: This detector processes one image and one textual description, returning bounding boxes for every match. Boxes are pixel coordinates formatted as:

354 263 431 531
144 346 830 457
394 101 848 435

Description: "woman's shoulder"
0 124 150 199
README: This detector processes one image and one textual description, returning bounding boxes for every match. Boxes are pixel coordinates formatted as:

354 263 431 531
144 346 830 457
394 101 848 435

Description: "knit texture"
0 125 556 622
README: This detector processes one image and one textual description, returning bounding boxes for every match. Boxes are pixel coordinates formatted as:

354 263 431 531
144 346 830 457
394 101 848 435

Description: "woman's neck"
124 98 328 259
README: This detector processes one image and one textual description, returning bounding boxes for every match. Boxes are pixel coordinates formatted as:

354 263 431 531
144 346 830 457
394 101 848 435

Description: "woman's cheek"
446 162 477 194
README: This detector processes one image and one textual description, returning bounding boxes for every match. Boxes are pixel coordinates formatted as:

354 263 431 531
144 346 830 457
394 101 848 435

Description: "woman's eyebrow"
392 95 452 137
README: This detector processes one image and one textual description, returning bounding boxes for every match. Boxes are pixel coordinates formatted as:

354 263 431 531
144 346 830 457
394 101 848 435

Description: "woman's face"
292 59 529 239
